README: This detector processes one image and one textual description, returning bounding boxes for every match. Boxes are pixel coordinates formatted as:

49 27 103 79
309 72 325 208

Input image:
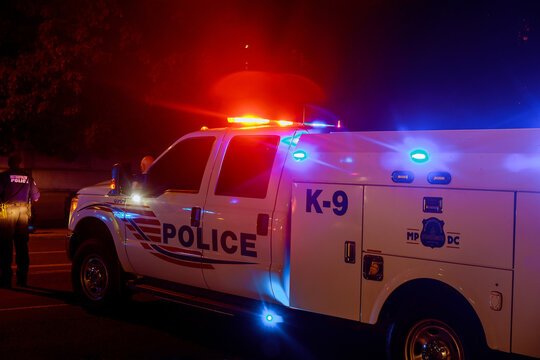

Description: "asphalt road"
0 229 387 360
0 230 533 360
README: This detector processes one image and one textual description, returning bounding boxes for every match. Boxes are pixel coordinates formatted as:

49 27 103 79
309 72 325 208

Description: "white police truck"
67 118 540 360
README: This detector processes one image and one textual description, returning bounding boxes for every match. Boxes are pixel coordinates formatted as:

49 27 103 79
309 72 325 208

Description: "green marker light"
411 149 429 163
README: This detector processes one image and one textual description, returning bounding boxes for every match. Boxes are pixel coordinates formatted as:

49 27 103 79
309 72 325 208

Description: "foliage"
0 0 133 159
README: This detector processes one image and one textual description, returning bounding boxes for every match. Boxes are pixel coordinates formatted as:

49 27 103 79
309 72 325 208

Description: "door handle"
257 213 269 236
344 241 355 264
191 207 202 227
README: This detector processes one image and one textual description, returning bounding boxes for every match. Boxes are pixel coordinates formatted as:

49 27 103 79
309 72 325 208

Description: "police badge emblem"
420 217 445 248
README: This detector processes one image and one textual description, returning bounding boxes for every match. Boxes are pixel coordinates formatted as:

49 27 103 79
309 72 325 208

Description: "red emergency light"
227 116 295 127
226 116 342 129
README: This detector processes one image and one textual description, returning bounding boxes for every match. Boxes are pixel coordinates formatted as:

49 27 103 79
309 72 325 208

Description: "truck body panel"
513 192 540 358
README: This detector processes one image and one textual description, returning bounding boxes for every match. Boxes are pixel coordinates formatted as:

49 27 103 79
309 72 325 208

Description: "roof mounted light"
304 121 335 128
228 117 271 125
227 116 339 128
277 120 294 126
410 149 429 163
227 116 297 127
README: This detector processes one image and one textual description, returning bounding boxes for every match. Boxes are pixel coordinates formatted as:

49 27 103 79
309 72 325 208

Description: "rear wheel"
386 309 473 360
405 318 464 360
72 239 128 309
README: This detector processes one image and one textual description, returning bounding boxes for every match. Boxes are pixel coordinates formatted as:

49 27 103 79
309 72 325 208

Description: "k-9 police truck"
67 117 540 360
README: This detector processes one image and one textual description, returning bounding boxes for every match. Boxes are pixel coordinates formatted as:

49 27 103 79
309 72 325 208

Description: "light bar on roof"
227 117 296 127
304 121 335 128
228 117 270 125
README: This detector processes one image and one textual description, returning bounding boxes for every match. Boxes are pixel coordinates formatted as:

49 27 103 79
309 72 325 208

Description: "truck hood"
77 181 111 196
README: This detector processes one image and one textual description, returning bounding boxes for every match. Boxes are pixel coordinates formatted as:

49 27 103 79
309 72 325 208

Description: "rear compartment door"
362 186 514 268
290 182 363 321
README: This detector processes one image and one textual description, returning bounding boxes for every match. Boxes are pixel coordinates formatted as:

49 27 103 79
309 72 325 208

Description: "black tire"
72 238 129 309
386 308 475 360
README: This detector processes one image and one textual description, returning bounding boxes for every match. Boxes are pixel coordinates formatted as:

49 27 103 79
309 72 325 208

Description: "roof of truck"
288 128 540 192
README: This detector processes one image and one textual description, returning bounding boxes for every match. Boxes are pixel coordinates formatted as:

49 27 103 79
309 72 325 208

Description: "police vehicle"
67 117 540 360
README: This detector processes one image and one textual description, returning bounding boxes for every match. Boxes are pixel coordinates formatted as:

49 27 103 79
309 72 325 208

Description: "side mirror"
110 162 132 195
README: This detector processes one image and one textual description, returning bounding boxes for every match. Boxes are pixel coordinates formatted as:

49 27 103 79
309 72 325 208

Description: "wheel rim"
405 318 464 360
80 254 109 301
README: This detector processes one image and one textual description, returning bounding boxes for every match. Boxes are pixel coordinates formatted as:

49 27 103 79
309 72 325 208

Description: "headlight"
69 195 79 224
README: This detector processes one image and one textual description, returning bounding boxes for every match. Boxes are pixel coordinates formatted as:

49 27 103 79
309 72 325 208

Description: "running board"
128 280 252 317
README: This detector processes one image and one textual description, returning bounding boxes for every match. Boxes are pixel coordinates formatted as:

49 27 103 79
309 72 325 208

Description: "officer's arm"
30 180 40 202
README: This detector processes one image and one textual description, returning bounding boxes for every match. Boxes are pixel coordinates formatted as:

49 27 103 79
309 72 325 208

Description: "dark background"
1 0 539 161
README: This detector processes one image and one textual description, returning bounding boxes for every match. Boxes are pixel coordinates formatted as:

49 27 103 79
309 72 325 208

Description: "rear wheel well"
380 279 490 359
379 278 486 344
69 217 115 260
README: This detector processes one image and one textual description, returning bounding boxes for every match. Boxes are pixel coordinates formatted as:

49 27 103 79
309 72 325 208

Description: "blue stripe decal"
150 244 256 265
127 217 152 241
79 203 153 242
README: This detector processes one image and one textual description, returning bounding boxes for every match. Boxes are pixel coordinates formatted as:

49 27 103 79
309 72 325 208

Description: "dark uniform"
0 160 40 288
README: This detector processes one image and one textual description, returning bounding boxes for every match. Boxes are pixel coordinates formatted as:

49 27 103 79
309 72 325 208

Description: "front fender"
69 201 134 274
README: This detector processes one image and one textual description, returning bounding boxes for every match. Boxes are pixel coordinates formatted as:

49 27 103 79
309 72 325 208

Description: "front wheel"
72 239 128 309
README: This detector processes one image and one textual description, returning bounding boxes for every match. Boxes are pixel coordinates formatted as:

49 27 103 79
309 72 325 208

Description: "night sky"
2 0 540 157
126 0 540 131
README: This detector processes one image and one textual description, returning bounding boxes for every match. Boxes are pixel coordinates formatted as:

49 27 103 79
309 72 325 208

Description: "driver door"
124 133 221 288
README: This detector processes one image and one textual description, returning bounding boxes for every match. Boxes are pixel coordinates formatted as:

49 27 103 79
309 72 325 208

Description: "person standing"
0 153 40 288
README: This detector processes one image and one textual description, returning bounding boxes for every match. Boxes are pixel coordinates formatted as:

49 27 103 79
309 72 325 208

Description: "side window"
146 136 215 195
215 135 280 199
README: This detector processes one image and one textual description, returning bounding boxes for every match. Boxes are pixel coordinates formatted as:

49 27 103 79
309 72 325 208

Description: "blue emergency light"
261 308 283 327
